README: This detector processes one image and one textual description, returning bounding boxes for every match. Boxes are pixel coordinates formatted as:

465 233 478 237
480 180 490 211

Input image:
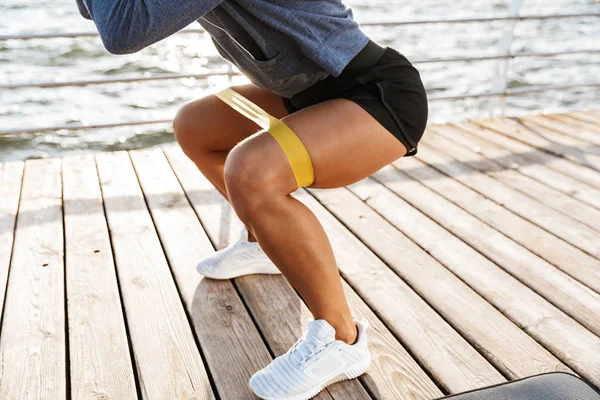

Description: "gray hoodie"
76 0 370 97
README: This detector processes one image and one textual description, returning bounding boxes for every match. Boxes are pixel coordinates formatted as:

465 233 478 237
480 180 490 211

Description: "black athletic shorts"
282 40 428 156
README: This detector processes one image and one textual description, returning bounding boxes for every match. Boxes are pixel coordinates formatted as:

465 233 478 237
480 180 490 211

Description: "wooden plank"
568 111 600 125
95 151 213 400
311 185 572 379
402 137 600 296
448 122 600 208
425 127 600 232
62 155 137 399
161 146 443 399
416 139 600 263
473 117 600 172
546 114 600 135
163 146 505 395
0 161 23 317
348 169 600 387
517 115 600 146
130 147 292 400
0 159 65 399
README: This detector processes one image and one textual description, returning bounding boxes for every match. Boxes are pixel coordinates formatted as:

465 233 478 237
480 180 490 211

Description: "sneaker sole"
254 354 371 400
198 264 281 280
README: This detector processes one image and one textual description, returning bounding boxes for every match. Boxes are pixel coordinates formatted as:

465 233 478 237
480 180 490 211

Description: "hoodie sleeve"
80 0 223 54
75 0 92 19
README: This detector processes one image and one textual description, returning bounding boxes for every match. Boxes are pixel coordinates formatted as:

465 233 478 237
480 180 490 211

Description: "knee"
173 102 206 158
224 142 282 223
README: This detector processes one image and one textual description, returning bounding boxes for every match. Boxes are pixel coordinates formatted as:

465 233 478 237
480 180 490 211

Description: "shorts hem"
348 98 419 157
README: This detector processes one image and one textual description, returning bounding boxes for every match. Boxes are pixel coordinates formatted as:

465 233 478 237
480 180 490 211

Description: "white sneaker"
249 319 371 400
197 227 281 279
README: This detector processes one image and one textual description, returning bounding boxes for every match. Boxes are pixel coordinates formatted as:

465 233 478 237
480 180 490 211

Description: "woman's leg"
223 98 407 344
173 84 288 241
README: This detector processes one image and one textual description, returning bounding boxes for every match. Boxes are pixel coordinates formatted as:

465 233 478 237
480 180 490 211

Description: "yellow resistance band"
215 88 315 188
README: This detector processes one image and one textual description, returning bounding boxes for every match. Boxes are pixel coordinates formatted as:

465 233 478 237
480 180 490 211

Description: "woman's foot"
196 227 281 279
249 319 371 400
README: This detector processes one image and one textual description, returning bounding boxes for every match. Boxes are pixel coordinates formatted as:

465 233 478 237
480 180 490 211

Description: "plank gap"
229 279 277 360
60 167 72 400
0 162 25 362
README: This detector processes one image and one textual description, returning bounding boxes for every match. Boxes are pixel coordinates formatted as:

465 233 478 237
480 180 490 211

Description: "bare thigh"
226 98 407 197
289 99 407 188
173 83 289 156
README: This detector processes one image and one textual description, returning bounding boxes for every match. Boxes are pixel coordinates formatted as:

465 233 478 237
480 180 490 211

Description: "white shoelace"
288 323 333 364
290 337 322 364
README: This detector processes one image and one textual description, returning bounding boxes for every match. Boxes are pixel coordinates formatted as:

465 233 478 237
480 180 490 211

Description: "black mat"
439 373 600 400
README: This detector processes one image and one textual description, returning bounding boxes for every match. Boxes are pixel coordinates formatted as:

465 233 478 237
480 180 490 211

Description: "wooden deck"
1 110 600 399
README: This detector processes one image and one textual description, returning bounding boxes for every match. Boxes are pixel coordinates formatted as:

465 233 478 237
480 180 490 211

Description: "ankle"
335 320 358 345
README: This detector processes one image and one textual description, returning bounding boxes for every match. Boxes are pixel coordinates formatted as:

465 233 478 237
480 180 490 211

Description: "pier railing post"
490 0 522 118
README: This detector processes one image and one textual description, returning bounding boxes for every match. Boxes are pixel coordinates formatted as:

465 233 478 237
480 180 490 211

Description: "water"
1 0 599 162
